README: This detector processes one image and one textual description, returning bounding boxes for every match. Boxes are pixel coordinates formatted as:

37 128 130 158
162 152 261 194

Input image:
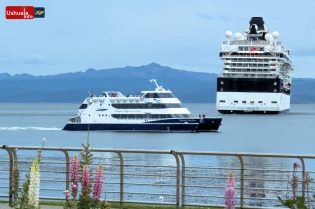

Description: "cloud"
23 55 45 65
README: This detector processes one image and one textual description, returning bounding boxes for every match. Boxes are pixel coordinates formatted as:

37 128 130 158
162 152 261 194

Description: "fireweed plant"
277 162 314 209
10 137 46 209
63 131 109 209
224 172 236 209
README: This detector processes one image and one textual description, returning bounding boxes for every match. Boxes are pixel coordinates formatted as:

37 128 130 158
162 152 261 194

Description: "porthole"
274 82 277 86
220 88 224 91
274 88 277 92
220 81 224 85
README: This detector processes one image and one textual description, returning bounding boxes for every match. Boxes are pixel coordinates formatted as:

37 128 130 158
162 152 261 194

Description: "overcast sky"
0 0 314 78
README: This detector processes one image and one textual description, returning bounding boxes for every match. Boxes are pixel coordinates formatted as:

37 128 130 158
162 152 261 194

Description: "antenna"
88 90 91 96
149 79 165 91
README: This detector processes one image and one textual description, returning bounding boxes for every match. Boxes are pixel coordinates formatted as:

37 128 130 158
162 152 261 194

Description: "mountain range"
1 63 314 103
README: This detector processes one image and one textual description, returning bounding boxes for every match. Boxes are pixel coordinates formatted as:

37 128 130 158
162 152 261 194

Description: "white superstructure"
216 17 294 114
75 79 191 124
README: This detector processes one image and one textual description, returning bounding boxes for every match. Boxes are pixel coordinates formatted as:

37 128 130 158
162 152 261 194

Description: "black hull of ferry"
63 118 222 132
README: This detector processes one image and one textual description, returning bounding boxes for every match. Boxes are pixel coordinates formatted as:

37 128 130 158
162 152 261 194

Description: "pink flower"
63 190 70 200
224 173 235 209
81 165 90 199
92 164 104 202
70 155 79 198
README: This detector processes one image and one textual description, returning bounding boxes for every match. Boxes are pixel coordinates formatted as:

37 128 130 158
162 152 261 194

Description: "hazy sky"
1 1 314 78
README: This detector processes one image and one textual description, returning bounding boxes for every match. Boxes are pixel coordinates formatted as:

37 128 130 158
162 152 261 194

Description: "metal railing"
1 145 315 208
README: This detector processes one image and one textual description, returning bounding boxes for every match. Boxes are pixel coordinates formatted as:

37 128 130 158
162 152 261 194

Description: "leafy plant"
10 137 46 209
63 131 109 209
277 162 314 209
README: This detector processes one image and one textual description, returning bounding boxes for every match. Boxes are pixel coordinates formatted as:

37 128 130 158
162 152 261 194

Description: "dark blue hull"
63 118 222 132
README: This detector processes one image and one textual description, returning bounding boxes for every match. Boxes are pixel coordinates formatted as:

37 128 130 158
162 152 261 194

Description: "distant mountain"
0 63 314 103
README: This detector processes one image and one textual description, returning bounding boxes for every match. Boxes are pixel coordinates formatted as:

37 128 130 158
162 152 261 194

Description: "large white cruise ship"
216 17 294 114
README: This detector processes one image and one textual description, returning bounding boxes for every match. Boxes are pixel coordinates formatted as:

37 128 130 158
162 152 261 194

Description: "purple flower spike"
70 155 79 198
224 173 235 209
81 165 90 199
92 164 104 202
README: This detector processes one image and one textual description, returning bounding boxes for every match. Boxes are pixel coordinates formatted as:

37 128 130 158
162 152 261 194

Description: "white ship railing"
222 40 281 46
1 145 315 208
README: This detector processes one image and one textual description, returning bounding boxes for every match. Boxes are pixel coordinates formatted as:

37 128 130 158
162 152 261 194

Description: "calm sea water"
0 103 314 154
0 103 315 206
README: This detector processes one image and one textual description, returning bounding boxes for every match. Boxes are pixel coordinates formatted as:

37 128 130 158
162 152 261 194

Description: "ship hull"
216 77 290 114
63 118 222 132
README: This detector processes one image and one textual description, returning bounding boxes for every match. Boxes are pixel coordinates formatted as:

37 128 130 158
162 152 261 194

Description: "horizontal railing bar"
124 182 176 187
123 191 175 196
5 146 315 158
123 173 176 178
3 146 175 155
176 151 315 158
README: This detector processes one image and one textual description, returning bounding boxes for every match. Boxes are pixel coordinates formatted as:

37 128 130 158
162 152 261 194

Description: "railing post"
178 153 185 208
115 151 123 209
2 145 14 206
171 150 180 209
60 149 70 191
237 155 244 209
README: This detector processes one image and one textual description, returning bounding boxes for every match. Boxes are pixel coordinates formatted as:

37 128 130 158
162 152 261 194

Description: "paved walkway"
0 203 63 209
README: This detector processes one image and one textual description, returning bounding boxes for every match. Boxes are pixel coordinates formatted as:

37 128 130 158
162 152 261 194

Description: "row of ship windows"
219 100 278 104
227 64 272 67
238 47 265 51
227 59 277 62
112 103 182 109
85 114 190 119
144 93 175 98
79 103 183 109
223 69 276 72
112 114 190 119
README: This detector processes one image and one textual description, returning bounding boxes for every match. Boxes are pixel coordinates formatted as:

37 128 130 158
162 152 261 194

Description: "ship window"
79 104 88 109
250 101 254 104
258 101 263 103
220 81 224 85
242 101 246 103
271 101 277 103
111 103 182 109
234 100 238 103
219 100 225 103
112 114 186 119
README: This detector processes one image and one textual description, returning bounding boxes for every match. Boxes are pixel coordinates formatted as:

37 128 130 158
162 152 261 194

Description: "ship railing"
221 73 278 78
67 117 81 123
222 40 281 46
1 146 315 209
226 59 271 63
222 54 281 58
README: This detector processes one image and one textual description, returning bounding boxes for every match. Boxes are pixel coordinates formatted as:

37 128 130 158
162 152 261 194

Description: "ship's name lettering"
179 119 196 122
